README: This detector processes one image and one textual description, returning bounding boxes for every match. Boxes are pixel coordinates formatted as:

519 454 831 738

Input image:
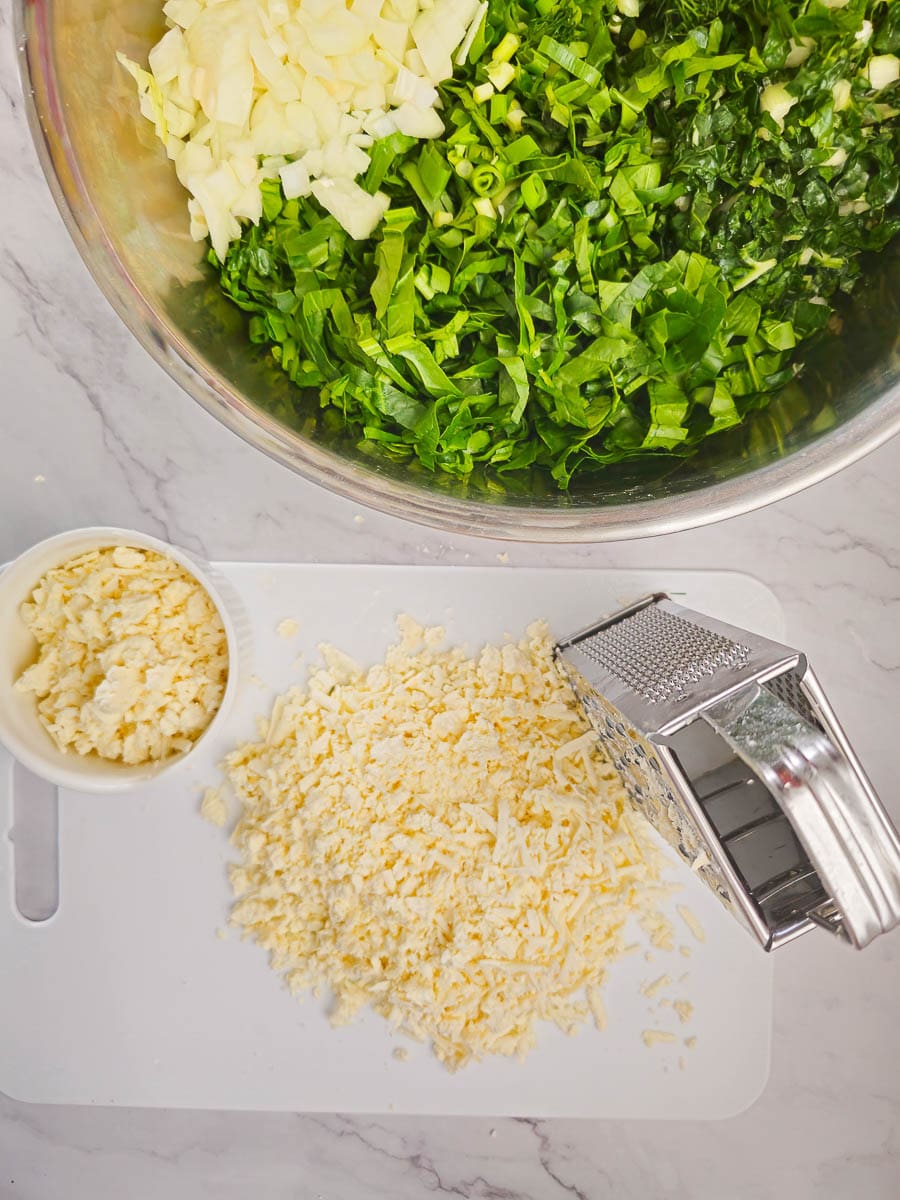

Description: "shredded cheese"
673 999 694 1025
640 974 671 1000
676 905 706 944
641 1030 677 1048
222 618 673 1070
201 786 229 827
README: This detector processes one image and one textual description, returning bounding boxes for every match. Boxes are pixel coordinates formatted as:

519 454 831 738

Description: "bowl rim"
13 0 900 544
0 526 240 793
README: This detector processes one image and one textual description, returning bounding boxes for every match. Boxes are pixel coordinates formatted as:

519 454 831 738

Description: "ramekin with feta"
0 528 241 792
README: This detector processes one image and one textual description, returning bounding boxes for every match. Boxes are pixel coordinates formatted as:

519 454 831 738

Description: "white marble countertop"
2 16 900 1197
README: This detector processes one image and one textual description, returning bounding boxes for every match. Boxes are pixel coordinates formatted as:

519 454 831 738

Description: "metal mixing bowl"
15 0 900 541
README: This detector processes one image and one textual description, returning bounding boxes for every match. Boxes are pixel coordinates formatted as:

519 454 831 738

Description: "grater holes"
560 664 737 911
574 604 750 703
764 670 821 730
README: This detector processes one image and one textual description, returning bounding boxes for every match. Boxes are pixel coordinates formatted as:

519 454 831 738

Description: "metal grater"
557 595 900 951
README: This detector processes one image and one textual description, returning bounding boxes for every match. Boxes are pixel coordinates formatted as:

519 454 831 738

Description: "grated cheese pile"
224 617 672 1070
16 546 228 765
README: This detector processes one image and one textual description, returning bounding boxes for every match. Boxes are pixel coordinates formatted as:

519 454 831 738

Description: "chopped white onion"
784 37 814 69
121 0 483 252
760 82 798 129
392 100 444 137
279 159 312 198
821 147 847 168
832 78 853 111
310 177 390 239
867 54 899 90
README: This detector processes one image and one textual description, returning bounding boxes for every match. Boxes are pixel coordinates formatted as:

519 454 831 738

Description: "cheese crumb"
221 618 672 1071
200 786 228 828
642 1030 677 1048
392 1046 410 1062
276 619 299 640
15 546 227 764
673 1000 694 1025
641 910 675 952
676 905 706 943
641 974 671 1000
587 986 607 1032
685 1035 698 1050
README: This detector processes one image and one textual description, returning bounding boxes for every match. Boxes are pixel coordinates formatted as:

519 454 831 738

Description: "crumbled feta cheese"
15 546 227 765
221 618 673 1071
276 618 299 639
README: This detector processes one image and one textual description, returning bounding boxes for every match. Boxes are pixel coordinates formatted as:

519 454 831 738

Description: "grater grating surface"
574 602 751 704
763 669 820 730
558 595 900 950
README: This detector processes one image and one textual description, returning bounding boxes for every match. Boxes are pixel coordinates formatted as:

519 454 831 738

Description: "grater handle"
701 686 900 949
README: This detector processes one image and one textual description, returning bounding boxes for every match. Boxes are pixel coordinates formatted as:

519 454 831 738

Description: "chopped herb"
216 0 899 488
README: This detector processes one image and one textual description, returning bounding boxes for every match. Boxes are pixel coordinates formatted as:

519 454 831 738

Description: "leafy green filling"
215 0 899 488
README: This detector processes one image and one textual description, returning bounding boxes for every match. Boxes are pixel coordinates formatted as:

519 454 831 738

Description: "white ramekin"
0 527 244 793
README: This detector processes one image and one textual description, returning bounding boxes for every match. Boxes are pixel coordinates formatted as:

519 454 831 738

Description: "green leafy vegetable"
215 0 899 488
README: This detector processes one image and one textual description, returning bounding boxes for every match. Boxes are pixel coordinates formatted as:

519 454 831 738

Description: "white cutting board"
0 567 777 1117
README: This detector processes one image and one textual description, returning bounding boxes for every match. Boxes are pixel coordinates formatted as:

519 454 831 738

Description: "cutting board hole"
11 761 59 922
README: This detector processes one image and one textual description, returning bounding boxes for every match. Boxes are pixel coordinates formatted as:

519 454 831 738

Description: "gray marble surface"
2 13 900 1198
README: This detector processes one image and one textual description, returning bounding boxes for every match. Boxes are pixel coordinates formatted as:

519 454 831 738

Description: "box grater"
557 594 900 951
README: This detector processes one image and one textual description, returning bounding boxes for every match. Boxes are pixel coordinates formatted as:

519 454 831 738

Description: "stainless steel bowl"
15 0 900 541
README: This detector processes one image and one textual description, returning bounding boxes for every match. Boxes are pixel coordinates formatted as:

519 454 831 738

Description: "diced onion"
279 159 311 198
760 82 798 129
120 0 486 252
832 78 852 111
785 37 814 69
310 177 390 239
867 54 899 91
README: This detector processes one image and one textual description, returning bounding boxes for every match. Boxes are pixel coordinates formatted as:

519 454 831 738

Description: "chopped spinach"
216 0 899 488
